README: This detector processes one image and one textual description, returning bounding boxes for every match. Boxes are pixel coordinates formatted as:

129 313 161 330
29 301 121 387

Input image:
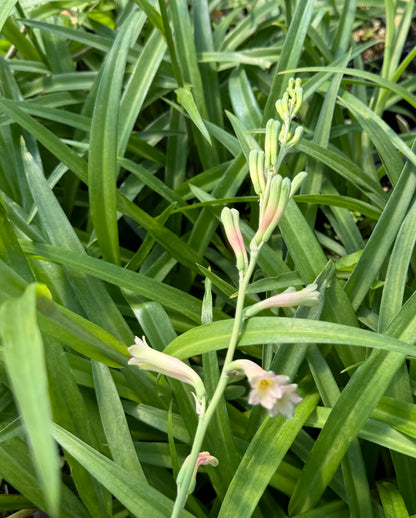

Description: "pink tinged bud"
221 207 248 273
194 451 219 471
226 359 302 418
252 175 291 246
244 283 319 318
128 336 206 412
177 451 218 495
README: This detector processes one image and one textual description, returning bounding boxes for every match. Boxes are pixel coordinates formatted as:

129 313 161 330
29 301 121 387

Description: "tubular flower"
227 359 302 418
244 283 319 318
128 336 206 414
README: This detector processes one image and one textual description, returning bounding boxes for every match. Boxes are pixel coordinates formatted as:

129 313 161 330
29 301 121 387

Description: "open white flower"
128 336 206 413
227 359 302 418
269 384 302 418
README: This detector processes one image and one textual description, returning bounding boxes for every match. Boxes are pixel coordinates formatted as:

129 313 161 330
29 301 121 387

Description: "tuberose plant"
1 1 416 517
127 80 319 516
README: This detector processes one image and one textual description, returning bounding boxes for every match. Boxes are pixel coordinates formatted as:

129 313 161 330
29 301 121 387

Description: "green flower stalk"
170 79 313 518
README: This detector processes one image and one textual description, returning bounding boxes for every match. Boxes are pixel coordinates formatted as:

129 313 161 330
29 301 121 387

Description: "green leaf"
92 361 146 478
52 423 195 518
377 481 410 518
164 317 413 359
218 393 320 517
175 87 212 144
0 437 89 518
379 199 416 331
1 284 60 517
22 142 132 342
44 338 112 517
0 0 18 32
345 140 416 311
20 241 220 323
89 12 143 264
118 27 167 156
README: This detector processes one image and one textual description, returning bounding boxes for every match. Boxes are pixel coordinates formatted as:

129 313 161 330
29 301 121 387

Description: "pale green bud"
249 149 266 195
288 126 304 147
279 125 291 145
264 119 280 169
275 98 289 122
289 171 307 198
294 85 303 115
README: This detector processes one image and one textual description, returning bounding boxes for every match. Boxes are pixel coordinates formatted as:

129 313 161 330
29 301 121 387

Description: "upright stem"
171 251 259 517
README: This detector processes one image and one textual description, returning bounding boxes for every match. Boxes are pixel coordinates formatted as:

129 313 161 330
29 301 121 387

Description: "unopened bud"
294 84 303 115
221 207 248 273
177 451 219 495
261 177 290 243
264 119 280 169
275 98 289 122
252 175 291 246
289 171 307 198
287 126 304 148
249 149 266 195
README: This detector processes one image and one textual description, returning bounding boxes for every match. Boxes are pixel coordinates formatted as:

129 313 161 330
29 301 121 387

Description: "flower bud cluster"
275 77 303 123
247 79 306 249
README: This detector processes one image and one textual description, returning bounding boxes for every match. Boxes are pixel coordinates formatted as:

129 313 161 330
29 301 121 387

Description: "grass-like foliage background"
1 0 416 517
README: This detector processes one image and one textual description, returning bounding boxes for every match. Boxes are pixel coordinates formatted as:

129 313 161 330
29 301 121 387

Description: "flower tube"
244 283 319 318
128 336 205 413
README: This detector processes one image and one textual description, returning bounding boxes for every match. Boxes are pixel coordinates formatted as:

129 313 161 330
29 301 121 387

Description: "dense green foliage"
1 0 416 517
